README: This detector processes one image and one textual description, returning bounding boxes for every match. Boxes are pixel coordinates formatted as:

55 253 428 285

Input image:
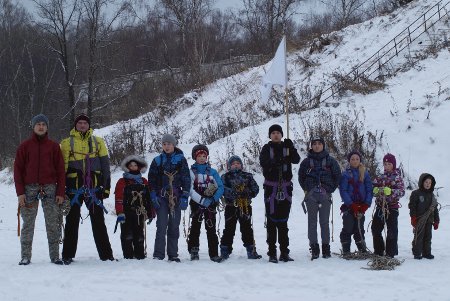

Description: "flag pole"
285 86 289 139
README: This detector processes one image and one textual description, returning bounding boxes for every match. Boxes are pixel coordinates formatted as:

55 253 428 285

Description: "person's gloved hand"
383 187 392 196
283 138 294 149
411 216 417 227
360 203 369 213
150 191 160 210
373 187 380 195
434 222 439 230
95 186 109 199
201 197 213 207
117 213 125 224
179 192 189 210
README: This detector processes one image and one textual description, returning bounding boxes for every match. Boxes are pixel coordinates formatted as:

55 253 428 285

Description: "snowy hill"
1 1 450 300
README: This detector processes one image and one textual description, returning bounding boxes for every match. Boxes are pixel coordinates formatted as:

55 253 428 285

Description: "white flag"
260 36 287 105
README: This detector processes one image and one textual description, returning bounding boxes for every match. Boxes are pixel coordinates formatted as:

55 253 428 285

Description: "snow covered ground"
2 0 450 300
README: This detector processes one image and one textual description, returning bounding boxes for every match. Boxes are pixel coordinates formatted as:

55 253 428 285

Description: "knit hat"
347 150 362 162
31 114 49 128
162 134 177 146
268 124 283 138
383 153 396 170
74 114 90 128
192 144 209 160
120 155 148 173
227 155 243 170
310 136 325 148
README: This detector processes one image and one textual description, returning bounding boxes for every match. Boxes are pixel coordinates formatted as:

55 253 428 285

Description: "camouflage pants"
20 184 62 261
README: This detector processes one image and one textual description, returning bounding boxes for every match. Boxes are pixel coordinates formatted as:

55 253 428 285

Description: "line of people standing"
14 116 440 265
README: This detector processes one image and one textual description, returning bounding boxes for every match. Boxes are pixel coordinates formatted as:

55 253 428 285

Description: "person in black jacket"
409 173 440 259
259 124 300 263
298 137 341 260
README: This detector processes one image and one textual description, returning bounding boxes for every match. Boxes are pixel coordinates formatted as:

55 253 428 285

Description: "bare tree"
80 0 131 118
321 0 364 27
159 0 214 66
33 0 83 126
237 0 300 54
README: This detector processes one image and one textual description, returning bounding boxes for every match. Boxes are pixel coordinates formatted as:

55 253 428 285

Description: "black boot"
310 243 320 260
322 244 331 258
279 253 294 262
268 251 278 263
356 241 367 253
342 242 351 256
246 245 262 259
190 247 199 261
168 256 181 262
423 254 434 259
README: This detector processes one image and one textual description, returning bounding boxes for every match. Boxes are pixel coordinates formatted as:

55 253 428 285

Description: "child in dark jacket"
148 134 191 262
220 155 261 260
187 144 224 262
371 153 405 258
339 151 373 255
114 155 152 259
409 173 440 259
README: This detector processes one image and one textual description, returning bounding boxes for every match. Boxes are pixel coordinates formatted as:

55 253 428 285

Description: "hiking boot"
322 244 331 259
341 242 351 256
18 258 30 265
310 243 320 260
356 241 367 253
153 256 164 260
220 245 230 260
62 258 73 265
246 245 262 259
210 256 224 263
168 256 181 262
414 255 422 260
190 247 199 261
269 255 278 263
423 254 434 259
51 258 64 265
279 253 294 262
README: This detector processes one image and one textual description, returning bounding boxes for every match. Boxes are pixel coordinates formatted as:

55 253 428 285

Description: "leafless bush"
241 129 264 173
197 117 249 145
304 109 384 177
104 121 148 167
332 72 386 96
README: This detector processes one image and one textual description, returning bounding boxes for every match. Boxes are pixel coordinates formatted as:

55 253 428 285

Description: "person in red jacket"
114 155 153 259
14 114 66 265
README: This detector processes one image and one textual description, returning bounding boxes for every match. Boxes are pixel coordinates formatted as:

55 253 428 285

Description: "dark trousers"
340 210 365 244
220 205 255 253
412 222 433 256
62 200 113 260
188 202 219 258
120 209 146 259
371 207 398 257
264 185 291 256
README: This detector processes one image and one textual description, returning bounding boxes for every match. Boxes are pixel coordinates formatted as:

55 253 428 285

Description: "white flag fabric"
260 36 287 104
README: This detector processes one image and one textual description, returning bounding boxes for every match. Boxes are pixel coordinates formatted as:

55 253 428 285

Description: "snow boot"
268 251 278 263
220 245 230 260
279 253 294 262
62 258 73 265
356 241 367 253
190 247 199 261
322 244 331 258
414 255 422 260
168 256 181 262
341 242 351 256
210 256 224 263
423 254 434 259
310 243 320 260
18 258 30 265
246 245 262 259
51 258 64 265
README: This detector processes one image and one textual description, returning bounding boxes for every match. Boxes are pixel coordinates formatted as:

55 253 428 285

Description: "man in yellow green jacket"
60 114 114 264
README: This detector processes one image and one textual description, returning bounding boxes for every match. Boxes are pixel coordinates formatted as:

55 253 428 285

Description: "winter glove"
117 213 126 224
95 186 107 199
434 222 439 230
179 192 189 210
383 187 392 196
350 203 369 216
360 203 369 213
201 197 213 208
373 187 380 195
411 216 417 227
150 191 160 210
283 138 294 149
